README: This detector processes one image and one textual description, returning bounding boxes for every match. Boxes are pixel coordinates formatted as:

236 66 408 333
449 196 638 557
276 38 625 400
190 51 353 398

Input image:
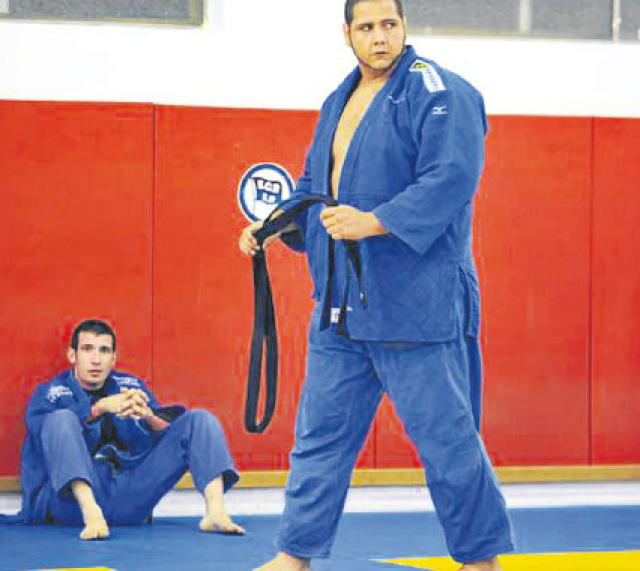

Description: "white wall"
1 0 639 117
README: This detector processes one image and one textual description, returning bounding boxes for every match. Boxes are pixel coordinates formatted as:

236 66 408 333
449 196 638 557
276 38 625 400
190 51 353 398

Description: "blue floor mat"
1 506 640 571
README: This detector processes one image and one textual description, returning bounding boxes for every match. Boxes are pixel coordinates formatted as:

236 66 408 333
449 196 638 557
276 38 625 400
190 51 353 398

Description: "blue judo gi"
277 46 514 563
1 369 238 525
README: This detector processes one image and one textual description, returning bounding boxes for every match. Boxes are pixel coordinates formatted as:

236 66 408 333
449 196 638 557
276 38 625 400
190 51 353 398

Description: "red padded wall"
0 101 154 476
591 118 640 463
478 116 592 465
375 116 593 467
152 106 376 470
2 100 640 479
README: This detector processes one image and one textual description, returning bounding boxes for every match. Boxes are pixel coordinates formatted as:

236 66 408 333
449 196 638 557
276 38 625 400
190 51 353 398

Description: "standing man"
2 319 244 539
239 0 514 569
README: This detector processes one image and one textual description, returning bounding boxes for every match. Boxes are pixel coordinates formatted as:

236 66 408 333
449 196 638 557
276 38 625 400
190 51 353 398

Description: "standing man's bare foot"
252 552 311 571
459 557 502 570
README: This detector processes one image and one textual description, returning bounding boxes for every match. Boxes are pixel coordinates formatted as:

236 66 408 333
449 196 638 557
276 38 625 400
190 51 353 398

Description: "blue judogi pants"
40 409 238 524
276 307 514 563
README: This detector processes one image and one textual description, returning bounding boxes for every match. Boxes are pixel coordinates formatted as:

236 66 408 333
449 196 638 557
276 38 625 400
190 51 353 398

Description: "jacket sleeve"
278 147 313 253
373 80 487 255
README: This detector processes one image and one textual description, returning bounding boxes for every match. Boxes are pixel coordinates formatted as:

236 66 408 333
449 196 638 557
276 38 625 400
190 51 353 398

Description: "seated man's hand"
114 389 151 419
117 402 154 421
94 389 149 419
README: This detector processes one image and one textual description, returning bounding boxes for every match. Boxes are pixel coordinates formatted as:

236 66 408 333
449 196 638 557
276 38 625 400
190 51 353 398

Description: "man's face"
344 0 406 80
67 331 116 390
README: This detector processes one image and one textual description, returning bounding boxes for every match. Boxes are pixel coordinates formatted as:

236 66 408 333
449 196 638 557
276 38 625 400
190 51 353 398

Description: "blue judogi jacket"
283 46 486 343
3 369 184 524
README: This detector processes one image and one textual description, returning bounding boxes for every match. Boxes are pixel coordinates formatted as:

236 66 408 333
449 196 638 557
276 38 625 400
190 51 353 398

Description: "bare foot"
201 476 245 534
70 479 109 540
79 505 109 540
459 557 502 571
252 551 311 571
199 513 245 535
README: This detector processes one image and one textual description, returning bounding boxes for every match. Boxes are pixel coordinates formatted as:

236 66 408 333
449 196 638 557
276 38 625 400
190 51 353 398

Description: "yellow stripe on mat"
378 550 640 570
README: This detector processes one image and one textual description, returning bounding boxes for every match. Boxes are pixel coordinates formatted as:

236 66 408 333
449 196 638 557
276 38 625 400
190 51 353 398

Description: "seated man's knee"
42 409 82 434
185 408 223 432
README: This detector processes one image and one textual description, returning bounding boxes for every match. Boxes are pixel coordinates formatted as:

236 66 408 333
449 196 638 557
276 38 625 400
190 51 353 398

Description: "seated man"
4 318 244 539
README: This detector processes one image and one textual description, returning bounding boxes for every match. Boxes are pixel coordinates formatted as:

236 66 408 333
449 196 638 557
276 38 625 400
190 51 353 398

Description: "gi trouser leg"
41 409 106 523
104 409 239 524
276 316 383 558
45 409 238 525
276 309 514 562
369 337 514 563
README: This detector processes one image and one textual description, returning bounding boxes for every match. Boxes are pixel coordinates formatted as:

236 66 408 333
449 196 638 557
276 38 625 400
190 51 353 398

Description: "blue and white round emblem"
237 163 294 222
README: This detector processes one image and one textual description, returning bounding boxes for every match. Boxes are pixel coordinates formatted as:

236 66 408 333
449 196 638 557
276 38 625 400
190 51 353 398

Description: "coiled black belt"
245 194 366 433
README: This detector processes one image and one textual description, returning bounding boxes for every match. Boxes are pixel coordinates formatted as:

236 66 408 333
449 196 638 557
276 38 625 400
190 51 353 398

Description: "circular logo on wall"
237 163 294 222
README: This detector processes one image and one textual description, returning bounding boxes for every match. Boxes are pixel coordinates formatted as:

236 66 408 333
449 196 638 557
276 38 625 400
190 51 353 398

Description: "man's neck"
73 369 108 392
358 46 406 85
358 73 389 90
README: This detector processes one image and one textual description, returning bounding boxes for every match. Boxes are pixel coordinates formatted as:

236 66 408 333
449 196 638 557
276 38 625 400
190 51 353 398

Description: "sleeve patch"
410 60 446 93
112 374 141 388
46 385 73 403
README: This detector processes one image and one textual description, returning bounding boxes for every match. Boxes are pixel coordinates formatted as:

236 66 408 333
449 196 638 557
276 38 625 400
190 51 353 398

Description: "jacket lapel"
323 47 417 201
315 67 360 195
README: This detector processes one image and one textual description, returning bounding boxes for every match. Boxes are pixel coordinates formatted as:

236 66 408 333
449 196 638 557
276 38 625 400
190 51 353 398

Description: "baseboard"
175 464 640 489
2 465 640 493
0 477 20 493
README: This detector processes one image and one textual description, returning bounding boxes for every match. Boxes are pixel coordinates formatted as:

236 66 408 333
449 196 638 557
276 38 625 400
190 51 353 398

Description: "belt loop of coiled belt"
245 194 366 434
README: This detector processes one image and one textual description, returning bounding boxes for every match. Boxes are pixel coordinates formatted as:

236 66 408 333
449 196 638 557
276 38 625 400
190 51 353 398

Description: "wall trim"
3 465 640 493
224 465 640 488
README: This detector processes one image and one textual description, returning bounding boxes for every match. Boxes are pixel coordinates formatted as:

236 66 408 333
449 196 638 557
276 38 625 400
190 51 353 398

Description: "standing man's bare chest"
331 80 386 198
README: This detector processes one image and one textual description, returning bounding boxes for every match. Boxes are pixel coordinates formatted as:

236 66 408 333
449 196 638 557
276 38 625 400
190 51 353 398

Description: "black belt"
244 194 367 433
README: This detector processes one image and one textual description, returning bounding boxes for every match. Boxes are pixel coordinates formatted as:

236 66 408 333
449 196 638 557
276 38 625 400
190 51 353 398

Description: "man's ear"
67 347 77 365
343 23 352 47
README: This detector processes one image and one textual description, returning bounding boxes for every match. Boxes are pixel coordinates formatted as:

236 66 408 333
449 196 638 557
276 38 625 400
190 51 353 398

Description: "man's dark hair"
344 0 404 25
70 319 117 351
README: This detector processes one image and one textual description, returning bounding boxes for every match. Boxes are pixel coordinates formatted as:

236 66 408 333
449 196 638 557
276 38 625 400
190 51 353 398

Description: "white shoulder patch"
112 374 141 388
46 385 73 403
410 60 446 93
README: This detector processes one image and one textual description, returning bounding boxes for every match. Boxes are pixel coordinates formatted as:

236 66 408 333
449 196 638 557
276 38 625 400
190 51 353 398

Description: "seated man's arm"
140 412 170 432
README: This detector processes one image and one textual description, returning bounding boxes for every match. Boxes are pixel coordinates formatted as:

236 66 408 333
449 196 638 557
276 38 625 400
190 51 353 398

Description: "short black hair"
70 319 117 351
344 0 404 25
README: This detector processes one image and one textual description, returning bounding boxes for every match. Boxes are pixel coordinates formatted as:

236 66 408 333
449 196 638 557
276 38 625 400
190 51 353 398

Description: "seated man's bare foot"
79 506 109 540
199 513 245 535
252 551 311 571
459 557 502 571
